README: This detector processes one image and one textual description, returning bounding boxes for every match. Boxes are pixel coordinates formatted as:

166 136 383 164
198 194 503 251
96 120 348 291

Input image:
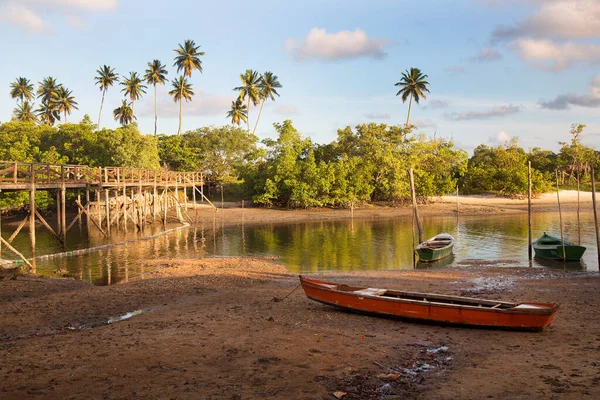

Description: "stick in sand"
590 165 600 270
555 169 567 263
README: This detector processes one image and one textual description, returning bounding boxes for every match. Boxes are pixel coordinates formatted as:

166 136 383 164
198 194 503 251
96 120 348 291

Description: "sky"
0 0 599 153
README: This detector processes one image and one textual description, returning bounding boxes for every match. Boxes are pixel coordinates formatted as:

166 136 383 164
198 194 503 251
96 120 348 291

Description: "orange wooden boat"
300 276 558 331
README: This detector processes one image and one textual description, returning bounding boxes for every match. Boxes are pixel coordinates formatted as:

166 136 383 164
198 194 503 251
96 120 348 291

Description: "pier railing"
0 161 203 189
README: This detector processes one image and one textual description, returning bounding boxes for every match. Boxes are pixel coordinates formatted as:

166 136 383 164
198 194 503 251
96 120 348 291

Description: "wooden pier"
0 161 212 272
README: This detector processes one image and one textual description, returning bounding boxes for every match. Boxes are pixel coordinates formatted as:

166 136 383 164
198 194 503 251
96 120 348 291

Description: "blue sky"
1 0 599 153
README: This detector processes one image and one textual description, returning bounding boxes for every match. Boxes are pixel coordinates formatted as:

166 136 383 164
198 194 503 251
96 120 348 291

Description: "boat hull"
533 233 586 261
416 244 454 262
415 233 454 262
300 277 558 331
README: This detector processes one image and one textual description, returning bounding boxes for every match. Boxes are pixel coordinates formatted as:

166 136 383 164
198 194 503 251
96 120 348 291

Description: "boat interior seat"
354 288 388 296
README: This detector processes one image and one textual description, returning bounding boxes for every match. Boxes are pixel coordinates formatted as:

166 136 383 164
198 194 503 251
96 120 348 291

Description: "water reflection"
1 210 598 285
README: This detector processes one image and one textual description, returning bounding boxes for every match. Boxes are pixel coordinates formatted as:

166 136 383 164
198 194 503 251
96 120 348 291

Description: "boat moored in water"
415 233 454 262
533 232 586 261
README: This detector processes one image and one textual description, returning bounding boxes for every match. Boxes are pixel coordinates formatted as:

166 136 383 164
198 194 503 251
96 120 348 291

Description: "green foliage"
247 121 465 208
461 139 551 196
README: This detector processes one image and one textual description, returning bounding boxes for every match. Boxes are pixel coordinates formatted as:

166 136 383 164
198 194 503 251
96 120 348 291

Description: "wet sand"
1 257 599 399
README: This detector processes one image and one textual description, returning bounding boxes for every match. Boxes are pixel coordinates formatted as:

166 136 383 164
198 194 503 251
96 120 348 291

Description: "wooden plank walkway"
0 161 203 191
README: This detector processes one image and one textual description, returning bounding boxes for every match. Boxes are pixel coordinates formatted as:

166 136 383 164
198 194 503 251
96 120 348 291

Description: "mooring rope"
273 282 302 302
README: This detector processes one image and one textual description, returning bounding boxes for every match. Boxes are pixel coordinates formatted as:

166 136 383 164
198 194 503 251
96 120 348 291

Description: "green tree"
144 60 168 135
36 101 61 126
252 71 282 135
557 123 596 185
120 72 147 116
10 77 34 104
113 100 135 126
394 67 430 129
13 101 39 123
234 69 261 134
36 77 61 126
173 39 204 78
169 76 194 135
462 139 550 196
94 65 119 128
226 99 248 126
53 86 78 123
37 76 61 104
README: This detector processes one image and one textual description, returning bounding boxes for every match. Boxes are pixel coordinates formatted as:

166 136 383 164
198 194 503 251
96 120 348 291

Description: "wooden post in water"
122 183 127 233
104 189 111 234
192 174 197 221
29 164 36 273
555 169 566 263
56 189 62 236
577 174 581 245
61 166 66 244
591 165 600 269
408 168 424 244
85 186 90 233
153 174 158 222
77 190 82 228
528 161 532 261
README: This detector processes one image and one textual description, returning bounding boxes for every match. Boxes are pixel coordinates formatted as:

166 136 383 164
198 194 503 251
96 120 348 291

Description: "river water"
1 211 598 285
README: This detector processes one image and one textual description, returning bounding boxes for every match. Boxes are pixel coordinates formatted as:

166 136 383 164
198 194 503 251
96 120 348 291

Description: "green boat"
415 233 455 262
533 232 586 261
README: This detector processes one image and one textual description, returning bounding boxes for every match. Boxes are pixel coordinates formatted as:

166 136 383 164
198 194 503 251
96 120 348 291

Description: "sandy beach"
1 193 599 399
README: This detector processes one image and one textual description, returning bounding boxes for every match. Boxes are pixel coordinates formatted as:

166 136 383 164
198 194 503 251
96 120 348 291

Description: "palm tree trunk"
98 90 105 128
252 99 266 136
132 100 135 117
247 98 251 135
154 83 158 135
405 96 413 127
64 110 67 124
178 99 183 135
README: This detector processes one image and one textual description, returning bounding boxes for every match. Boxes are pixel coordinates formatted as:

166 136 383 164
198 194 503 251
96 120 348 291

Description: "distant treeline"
0 119 596 210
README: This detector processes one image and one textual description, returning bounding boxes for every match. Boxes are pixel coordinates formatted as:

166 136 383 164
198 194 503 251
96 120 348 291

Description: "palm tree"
13 101 38 123
36 77 61 125
169 76 194 135
120 72 147 116
37 76 61 104
54 86 78 123
394 67 430 128
95 65 119 128
173 39 204 78
36 101 61 126
113 100 135 126
144 60 168 135
252 71 282 135
10 77 34 104
226 99 248 126
233 69 261 134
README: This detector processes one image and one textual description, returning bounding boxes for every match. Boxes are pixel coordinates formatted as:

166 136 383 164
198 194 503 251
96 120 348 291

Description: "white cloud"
411 118 438 129
0 0 118 32
20 0 118 12
471 48 502 63
511 38 600 71
445 105 521 121
365 112 390 120
489 131 512 144
273 104 298 116
66 14 84 29
539 75 600 109
491 0 600 41
285 28 390 61
424 99 449 109
0 3 52 32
